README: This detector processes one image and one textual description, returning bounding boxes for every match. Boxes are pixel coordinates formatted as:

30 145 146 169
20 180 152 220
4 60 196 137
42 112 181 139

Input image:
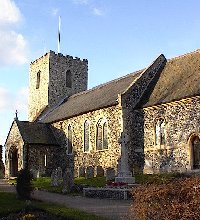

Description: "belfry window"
67 124 73 154
36 71 41 89
66 70 72 88
84 120 90 152
96 119 108 150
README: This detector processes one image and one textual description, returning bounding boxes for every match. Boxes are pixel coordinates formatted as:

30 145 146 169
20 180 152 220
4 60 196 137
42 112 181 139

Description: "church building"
5 49 200 179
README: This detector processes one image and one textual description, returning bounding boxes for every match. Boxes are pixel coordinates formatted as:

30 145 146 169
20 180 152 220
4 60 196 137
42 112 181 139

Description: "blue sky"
1 0 200 158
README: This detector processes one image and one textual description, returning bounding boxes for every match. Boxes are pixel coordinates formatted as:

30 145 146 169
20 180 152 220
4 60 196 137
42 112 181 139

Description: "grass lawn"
9 173 184 195
0 192 107 220
32 173 183 193
32 176 107 193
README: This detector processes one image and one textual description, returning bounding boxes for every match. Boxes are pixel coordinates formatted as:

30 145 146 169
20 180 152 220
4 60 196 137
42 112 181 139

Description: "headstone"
51 169 59 186
86 166 94 179
96 166 104 177
51 167 63 186
57 167 63 185
115 132 135 184
62 168 74 193
78 167 85 177
106 168 115 181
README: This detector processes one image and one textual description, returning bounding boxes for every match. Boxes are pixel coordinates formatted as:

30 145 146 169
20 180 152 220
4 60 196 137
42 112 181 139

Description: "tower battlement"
28 51 88 122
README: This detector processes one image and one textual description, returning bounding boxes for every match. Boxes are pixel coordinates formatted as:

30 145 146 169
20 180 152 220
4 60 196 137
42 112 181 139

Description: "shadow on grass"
0 192 108 220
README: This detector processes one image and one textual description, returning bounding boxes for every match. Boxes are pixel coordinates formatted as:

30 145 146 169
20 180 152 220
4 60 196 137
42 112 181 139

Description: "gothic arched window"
103 122 108 149
67 124 73 154
192 136 200 169
66 70 72 88
84 120 90 152
36 71 41 89
160 120 165 145
96 119 103 150
96 119 108 150
155 119 166 146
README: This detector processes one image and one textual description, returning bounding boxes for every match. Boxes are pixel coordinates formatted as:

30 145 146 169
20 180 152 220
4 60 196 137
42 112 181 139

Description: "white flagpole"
58 16 61 53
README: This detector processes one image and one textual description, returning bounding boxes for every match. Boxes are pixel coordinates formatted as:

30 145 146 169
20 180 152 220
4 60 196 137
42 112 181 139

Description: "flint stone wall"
49 51 88 107
29 51 88 122
121 54 167 174
5 121 58 178
128 96 200 174
28 144 59 178
29 53 50 121
52 105 122 177
5 121 24 178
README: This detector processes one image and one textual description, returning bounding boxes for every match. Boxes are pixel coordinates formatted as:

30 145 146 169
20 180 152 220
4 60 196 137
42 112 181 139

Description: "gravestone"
115 132 135 184
57 167 63 185
51 167 62 186
51 169 59 186
62 168 74 193
78 167 85 177
86 166 94 179
106 168 115 181
96 166 104 177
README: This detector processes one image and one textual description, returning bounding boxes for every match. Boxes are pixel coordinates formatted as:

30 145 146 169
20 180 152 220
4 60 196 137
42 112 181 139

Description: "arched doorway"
9 148 18 177
191 136 200 169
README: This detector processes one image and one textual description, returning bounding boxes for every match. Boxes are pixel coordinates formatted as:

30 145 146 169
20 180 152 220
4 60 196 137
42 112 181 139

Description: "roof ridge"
17 120 46 125
168 49 200 62
70 69 143 99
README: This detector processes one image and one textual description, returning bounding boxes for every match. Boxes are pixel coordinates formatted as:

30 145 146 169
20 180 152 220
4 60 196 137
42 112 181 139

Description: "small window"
96 118 108 150
44 154 47 167
66 70 72 88
67 125 73 154
36 71 41 89
84 120 90 152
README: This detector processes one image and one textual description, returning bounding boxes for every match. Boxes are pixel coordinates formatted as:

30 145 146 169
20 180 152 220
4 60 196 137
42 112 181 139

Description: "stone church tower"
28 51 88 121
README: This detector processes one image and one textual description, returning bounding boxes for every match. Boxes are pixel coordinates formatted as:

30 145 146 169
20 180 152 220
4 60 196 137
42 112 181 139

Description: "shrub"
16 169 33 200
131 176 200 220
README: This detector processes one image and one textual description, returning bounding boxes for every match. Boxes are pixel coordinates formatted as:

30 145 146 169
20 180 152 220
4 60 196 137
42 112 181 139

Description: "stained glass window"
84 120 90 152
96 119 108 150
103 122 108 149
155 119 165 146
96 119 103 150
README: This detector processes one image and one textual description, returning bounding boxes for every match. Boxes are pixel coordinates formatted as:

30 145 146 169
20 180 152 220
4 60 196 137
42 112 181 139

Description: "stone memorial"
57 167 63 185
51 167 62 187
62 168 74 193
51 169 59 186
115 132 135 184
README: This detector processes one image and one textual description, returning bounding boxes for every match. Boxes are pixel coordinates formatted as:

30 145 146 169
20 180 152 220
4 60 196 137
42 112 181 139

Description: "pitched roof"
16 120 58 145
137 49 200 108
41 70 143 123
